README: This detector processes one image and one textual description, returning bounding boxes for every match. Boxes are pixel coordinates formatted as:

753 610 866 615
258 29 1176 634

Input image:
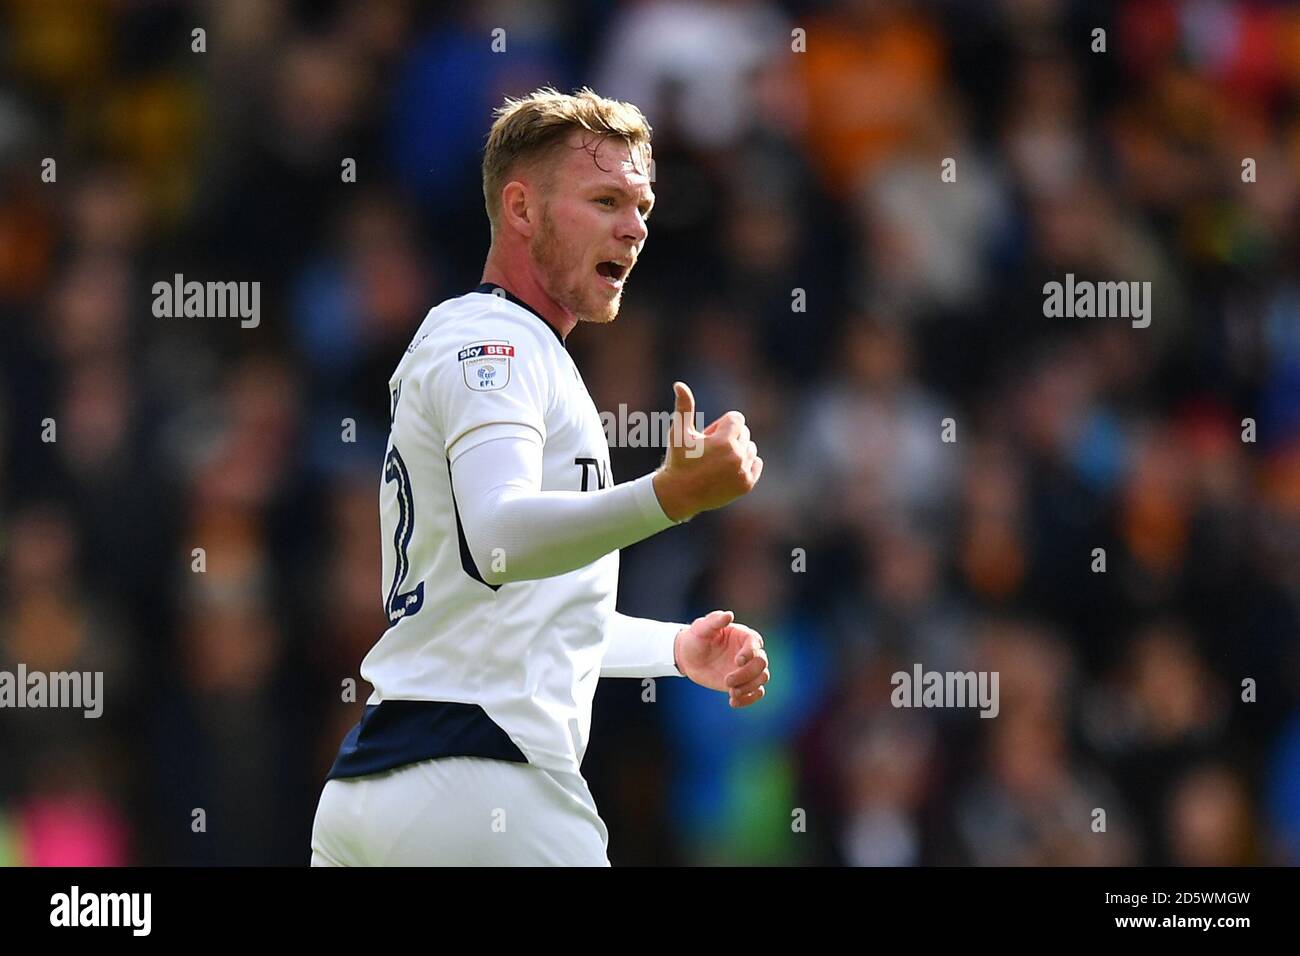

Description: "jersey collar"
473 282 566 347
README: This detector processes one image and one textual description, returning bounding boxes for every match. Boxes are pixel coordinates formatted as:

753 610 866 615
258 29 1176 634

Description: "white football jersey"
328 285 623 779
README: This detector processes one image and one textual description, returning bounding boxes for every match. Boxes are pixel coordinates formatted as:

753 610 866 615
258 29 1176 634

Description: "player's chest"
541 357 612 492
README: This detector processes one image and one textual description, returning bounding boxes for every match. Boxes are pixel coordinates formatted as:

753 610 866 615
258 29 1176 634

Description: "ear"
500 180 537 238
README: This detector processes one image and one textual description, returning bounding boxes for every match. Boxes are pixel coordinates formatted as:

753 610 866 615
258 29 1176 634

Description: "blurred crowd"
2 0 1300 865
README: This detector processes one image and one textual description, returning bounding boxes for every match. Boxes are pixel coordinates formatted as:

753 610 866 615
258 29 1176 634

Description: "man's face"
528 131 654 325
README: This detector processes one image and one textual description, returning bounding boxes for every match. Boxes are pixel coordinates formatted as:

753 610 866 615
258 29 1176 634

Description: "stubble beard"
531 206 621 325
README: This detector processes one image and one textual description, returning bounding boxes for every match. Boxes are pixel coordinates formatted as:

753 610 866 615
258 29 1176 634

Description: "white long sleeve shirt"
328 285 686 781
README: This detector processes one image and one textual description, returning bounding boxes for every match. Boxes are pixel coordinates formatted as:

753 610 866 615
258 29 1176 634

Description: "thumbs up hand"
652 381 763 522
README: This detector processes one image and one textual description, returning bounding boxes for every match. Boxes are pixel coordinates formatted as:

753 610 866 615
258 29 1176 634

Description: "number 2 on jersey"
384 444 425 626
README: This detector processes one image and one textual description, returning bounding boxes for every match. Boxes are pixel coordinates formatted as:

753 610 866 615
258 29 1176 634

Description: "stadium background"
2 0 1300 865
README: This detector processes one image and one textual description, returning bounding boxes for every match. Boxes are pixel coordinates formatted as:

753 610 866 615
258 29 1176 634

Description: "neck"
481 250 577 341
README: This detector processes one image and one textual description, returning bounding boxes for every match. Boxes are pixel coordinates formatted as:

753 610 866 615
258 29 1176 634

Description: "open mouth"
596 260 630 287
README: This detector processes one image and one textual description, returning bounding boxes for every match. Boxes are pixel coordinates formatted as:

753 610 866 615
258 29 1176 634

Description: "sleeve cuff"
601 614 687 679
629 471 680 530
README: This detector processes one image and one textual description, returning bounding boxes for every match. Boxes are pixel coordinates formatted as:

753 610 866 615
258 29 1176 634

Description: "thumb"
698 609 734 635
673 381 697 434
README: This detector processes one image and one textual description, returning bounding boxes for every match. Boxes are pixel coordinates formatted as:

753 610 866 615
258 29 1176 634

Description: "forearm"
451 432 677 585
601 612 686 678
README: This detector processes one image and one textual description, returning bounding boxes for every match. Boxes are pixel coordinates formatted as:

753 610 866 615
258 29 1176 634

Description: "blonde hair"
482 87 652 231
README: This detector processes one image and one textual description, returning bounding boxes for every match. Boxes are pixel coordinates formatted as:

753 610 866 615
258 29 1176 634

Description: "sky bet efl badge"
459 340 514 391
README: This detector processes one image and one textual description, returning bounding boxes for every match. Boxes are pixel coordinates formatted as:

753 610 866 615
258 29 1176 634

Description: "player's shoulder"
407 288 562 361
396 288 563 411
